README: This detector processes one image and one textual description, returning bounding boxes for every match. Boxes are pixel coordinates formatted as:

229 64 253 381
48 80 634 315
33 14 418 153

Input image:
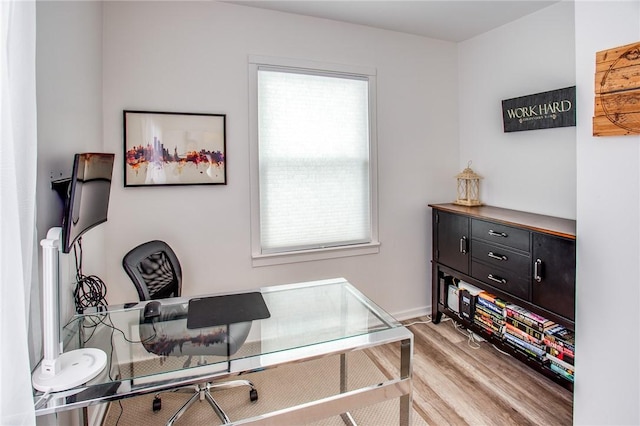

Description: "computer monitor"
61 153 115 253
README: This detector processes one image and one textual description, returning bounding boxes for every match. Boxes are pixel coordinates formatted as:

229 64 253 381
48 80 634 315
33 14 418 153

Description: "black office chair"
123 240 182 301
122 240 258 425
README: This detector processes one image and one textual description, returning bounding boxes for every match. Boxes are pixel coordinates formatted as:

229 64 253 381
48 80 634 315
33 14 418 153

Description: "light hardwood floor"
366 316 573 426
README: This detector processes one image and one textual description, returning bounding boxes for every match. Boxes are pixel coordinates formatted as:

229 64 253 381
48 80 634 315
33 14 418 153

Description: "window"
249 56 379 265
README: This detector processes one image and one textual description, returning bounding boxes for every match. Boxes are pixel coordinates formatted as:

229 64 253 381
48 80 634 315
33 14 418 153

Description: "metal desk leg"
340 353 357 426
400 338 412 426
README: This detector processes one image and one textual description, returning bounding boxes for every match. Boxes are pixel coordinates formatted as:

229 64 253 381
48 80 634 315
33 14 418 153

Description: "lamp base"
453 200 483 207
32 348 107 392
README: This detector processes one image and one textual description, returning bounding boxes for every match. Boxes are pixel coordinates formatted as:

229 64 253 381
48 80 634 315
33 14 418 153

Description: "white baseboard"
392 305 431 322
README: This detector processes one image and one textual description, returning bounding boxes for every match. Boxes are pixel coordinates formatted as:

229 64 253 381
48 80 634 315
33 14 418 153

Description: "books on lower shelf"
504 305 575 382
504 331 546 360
505 316 544 340
544 324 575 352
505 304 556 332
544 325 575 382
456 285 575 383
473 292 506 336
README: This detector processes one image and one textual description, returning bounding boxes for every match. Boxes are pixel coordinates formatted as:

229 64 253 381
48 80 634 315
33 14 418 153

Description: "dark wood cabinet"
433 210 470 274
532 233 576 321
429 203 576 389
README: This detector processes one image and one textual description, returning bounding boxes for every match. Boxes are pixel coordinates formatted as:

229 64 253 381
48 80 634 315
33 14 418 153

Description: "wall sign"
502 86 576 133
593 41 640 137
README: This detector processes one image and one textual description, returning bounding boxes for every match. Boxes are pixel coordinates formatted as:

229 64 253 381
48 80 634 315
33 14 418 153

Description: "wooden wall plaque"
593 41 640 136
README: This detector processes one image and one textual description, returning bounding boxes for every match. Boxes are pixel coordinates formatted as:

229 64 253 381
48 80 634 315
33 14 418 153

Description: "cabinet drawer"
471 240 530 278
472 219 530 252
471 261 530 300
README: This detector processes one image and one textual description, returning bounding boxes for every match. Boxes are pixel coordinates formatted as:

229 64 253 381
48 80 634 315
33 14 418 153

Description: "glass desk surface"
34 278 413 418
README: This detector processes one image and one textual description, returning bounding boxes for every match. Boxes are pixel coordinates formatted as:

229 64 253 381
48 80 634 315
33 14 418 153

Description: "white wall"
574 1 640 424
36 0 108 300
458 1 576 219
99 1 459 317
36 3 105 425
36 1 104 240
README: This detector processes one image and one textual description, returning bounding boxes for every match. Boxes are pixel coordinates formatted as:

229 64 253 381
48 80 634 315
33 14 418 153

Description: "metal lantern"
454 162 482 206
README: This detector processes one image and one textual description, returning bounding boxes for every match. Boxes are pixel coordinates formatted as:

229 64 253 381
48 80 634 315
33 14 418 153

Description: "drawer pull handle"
488 251 507 261
534 258 543 282
488 230 508 238
459 236 467 254
487 274 507 285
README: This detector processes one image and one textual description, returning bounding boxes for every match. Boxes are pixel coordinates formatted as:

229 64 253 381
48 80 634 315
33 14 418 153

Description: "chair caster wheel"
249 389 258 402
152 396 162 412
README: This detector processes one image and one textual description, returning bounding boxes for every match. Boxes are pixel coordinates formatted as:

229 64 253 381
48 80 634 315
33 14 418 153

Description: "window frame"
248 55 380 267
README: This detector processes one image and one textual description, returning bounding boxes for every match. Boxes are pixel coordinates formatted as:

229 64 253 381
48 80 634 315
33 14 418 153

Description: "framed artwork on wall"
593 41 640 137
123 110 226 186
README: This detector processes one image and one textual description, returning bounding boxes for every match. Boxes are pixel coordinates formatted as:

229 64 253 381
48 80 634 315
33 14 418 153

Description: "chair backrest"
122 240 182 301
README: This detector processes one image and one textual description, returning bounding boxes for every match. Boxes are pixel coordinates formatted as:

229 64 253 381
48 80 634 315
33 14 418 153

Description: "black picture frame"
123 110 226 187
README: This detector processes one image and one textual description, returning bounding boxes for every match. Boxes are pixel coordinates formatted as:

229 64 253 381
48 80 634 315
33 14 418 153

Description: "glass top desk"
34 278 413 425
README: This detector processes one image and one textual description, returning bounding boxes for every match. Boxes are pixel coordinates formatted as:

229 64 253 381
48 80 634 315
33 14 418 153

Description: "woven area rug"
102 351 426 425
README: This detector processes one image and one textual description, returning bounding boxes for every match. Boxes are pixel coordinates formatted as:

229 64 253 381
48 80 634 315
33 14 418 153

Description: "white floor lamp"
32 227 107 392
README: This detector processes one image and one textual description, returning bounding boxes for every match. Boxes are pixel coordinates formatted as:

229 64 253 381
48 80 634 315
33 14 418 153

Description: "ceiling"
226 1 559 42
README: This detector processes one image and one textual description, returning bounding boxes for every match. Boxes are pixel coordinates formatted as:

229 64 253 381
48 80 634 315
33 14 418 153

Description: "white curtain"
1 0 38 425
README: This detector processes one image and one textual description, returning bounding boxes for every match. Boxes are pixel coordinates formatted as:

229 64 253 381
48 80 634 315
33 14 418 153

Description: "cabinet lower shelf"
435 263 574 330
434 303 574 392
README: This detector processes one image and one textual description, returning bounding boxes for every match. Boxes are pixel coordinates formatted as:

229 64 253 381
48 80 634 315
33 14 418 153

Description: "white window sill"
252 242 381 267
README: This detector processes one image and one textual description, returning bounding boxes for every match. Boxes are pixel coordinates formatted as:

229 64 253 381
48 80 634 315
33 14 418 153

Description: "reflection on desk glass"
137 304 251 357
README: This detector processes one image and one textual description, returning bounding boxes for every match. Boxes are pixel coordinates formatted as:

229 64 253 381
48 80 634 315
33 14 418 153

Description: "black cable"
66 241 156 424
76 313 156 425
115 400 124 425
72 238 108 314
81 312 158 345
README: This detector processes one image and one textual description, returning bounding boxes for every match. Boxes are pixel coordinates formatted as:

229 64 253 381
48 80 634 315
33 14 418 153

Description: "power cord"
81 312 158 345
72 238 108 314
77 313 156 426
451 320 482 349
404 317 432 327
492 344 512 357
403 313 481 349
404 312 454 327
403 312 453 328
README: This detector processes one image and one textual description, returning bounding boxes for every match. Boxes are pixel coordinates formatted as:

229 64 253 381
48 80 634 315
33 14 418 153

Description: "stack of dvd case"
473 292 506 336
503 304 555 362
543 325 575 382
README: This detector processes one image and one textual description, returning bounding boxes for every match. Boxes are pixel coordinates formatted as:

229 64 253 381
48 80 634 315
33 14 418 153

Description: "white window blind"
256 66 374 254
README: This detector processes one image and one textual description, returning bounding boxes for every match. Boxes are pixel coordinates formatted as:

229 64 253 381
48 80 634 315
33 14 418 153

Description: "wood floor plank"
414 325 531 425
365 316 573 426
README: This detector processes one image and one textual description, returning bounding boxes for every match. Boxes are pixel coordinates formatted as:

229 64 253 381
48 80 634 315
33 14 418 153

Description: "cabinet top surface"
429 203 576 240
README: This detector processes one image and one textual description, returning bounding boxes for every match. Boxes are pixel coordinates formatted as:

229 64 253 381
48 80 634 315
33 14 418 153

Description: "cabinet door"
531 233 576 321
435 211 469 274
